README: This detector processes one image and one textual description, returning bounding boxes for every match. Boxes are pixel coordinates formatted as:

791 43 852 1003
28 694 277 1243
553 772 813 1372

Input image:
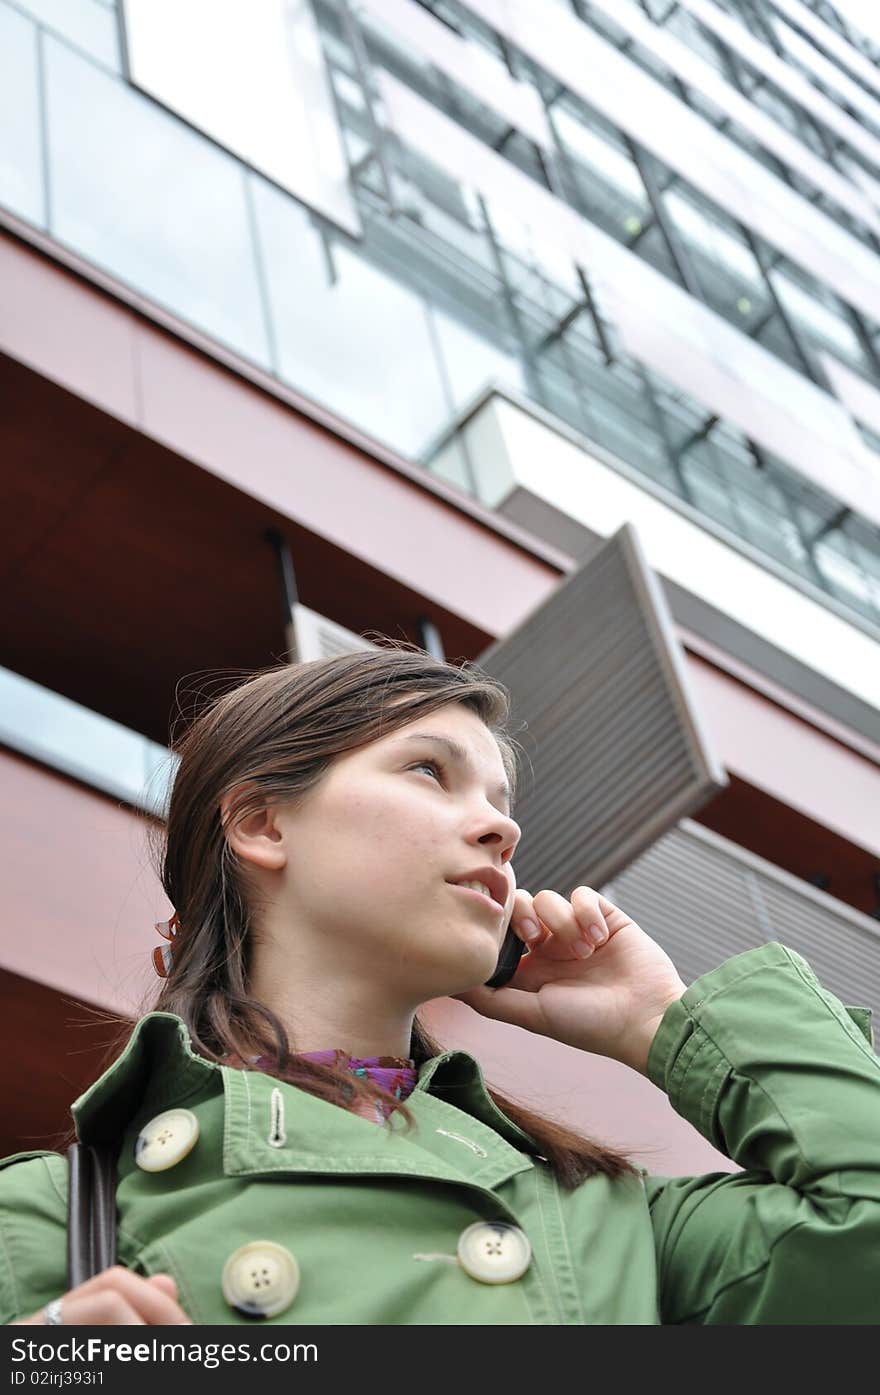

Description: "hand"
12 1269 193 1325
454 885 687 1076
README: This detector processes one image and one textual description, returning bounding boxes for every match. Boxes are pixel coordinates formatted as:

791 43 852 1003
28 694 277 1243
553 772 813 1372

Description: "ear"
220 784 287 872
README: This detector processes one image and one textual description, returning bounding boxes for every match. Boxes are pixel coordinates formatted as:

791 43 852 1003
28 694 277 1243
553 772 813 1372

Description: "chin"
445 952 501 997
413 920 503 994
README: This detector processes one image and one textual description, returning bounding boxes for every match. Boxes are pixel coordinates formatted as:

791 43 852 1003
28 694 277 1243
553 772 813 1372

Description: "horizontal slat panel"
605 819 880 1015
477 522 727 894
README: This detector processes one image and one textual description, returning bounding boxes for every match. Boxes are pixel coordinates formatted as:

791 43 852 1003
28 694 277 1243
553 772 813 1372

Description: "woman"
3 645 879 1325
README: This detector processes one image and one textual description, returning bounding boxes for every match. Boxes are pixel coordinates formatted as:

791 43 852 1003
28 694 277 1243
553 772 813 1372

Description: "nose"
478 810 521 862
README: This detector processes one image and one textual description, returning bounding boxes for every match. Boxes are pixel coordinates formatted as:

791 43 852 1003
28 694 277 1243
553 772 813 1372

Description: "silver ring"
43 1298 64 1325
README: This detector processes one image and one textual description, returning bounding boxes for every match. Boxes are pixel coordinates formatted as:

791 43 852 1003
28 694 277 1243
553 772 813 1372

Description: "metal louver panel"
475 522 728 897
286 603 380 664
604 819 880 1018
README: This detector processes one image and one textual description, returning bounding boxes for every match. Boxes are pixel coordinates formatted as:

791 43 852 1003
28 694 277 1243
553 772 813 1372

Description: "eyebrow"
391 733 512 809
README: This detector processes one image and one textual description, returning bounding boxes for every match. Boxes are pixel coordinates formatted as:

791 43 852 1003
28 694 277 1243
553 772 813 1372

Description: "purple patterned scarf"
223 1047 418 1122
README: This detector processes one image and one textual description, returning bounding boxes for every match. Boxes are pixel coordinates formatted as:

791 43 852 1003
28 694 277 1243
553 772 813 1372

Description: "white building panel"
822 352 880 442
773 18 880 135
769 0 880 104
120 0 361 237
676 0 880 176
354 0 551 148
814 0 880 58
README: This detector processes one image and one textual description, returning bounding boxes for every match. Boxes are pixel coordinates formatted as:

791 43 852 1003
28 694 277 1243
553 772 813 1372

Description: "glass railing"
0 665 176 816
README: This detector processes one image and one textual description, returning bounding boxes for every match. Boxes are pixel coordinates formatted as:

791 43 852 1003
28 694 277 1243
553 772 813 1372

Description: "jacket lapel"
73 1012 540 1193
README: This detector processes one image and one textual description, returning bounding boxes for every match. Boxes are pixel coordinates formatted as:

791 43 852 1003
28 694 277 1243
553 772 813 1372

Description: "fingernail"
586 924 607 945
520 918 541 943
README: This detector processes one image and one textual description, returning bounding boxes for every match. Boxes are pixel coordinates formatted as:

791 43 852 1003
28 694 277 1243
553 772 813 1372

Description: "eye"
410 757 446 784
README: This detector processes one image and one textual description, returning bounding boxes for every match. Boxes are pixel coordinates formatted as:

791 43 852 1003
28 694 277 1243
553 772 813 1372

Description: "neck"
247 969 416 1061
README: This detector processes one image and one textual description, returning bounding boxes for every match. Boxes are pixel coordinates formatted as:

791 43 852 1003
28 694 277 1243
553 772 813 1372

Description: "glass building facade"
1 0 879 630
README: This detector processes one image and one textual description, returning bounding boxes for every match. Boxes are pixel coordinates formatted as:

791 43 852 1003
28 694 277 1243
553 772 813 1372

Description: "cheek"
310 784 450 902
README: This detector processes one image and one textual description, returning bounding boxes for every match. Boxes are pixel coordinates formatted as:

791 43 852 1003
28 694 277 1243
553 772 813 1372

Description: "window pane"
0 665 175 815
429 305 525 413
0 3 45 225
10 0 120 71
251 174 450 456
44 35 271 365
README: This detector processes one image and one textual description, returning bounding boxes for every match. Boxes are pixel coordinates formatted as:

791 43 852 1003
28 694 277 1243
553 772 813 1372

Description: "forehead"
381 701 501 753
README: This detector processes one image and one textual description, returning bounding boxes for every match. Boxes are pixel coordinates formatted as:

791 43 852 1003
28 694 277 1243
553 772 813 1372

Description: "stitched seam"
668 1025 826 1194
531 1168 563 1324
550 1169 586 1325
40 1155 68 1211
517 1264 538 1324
786 953 880 1070
674 1216 818 1324
147 1238 202 1324
667 1029 704 1100
679 949 792 1015
222 1068 237 1167
116 1222 147 1255
0 1211 21 1320
697 1054 730 1138
243 1070 253 1136
225 1157 454 1178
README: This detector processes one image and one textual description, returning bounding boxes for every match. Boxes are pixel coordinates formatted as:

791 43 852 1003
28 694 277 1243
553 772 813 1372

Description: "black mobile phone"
483 922 527 988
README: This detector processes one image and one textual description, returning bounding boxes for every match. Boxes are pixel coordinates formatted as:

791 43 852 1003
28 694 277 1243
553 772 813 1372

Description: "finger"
531 889 596 958
86 1267 192 1324
49 1290 148 1326
510 889 546 949
453 983 546 1034
569 886 611 945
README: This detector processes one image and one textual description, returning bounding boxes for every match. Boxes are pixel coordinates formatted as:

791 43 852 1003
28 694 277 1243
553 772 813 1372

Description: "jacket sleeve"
643 941 880 1325
0 1153 69 1324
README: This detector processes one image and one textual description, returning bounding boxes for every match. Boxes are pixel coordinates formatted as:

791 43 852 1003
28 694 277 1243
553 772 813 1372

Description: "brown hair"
79 641 639 1188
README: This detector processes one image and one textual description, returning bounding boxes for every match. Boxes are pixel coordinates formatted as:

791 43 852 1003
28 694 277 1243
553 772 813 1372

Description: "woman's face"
265 700 521 1003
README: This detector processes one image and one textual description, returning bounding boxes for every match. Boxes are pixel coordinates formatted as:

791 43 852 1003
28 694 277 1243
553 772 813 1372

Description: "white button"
457 1221 532 1284
222 1241 301 1318
134 1108 200 1172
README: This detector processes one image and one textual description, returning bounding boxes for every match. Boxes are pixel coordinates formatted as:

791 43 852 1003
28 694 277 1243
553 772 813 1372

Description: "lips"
446 866 508 910
449 884 505 918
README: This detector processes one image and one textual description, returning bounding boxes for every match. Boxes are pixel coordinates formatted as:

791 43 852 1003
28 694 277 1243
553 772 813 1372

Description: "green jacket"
2 943 878 1325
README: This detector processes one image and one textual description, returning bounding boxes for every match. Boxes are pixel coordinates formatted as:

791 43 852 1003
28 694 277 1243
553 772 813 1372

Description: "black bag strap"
66 1142 118 1290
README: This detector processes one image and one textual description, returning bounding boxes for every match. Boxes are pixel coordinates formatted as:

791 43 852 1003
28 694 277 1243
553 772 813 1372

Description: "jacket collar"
72 1012 541 1191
